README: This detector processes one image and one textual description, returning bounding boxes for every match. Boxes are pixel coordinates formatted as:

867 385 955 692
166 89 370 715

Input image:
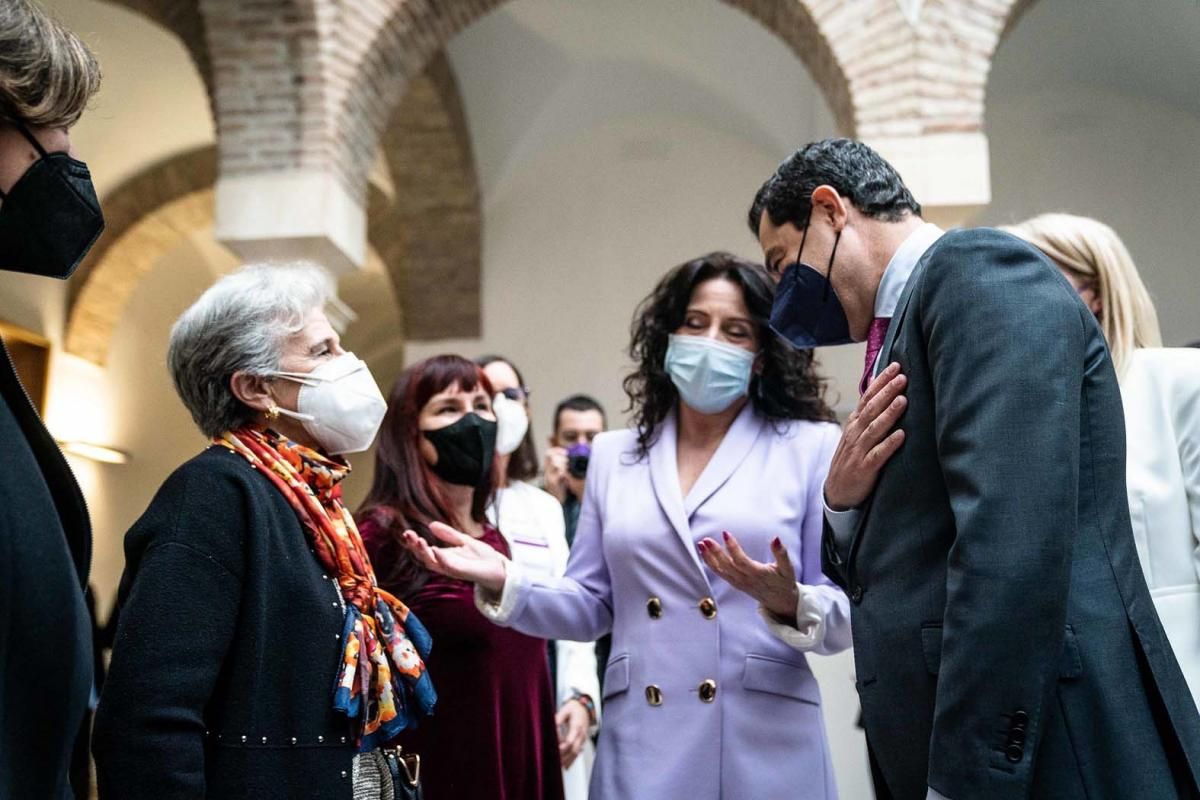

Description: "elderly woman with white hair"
1007 213 1200 707
93 262 434 799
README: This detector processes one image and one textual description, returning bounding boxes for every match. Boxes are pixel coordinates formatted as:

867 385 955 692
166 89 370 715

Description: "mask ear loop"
15 122 50 158
822 230 842 303
271 371 324 387
0 123 52 202
263 377 317 425
793 204 812 278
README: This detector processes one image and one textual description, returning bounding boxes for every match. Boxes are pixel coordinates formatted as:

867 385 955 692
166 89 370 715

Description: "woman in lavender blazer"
404 253 852 799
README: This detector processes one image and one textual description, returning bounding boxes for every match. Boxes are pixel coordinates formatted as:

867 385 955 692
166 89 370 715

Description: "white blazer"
487 480 599 800
1121 347 1200 706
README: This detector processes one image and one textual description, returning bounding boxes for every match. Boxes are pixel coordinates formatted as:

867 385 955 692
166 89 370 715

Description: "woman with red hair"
357 355 564 800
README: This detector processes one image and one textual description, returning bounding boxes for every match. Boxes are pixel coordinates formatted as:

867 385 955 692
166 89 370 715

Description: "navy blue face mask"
768 209 853 348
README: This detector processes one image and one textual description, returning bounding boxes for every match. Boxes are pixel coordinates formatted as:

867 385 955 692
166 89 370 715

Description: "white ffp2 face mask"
492 392 530 455
269 353 387 455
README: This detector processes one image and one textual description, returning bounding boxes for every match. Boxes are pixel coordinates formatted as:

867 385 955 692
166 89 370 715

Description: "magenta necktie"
859 317 891 395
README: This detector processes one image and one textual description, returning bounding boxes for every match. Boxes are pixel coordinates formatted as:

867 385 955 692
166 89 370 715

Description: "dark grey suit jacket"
823 228 1200 799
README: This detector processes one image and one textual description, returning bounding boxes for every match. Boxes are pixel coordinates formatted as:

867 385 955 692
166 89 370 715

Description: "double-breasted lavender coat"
479 405 851 799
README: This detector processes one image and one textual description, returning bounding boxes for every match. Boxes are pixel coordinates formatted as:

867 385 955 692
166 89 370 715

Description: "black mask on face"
423 412 498 488
0 122 104 279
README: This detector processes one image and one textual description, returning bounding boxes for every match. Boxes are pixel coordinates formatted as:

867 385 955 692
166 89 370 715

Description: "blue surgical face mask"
768 209 852 348
665 334 756 415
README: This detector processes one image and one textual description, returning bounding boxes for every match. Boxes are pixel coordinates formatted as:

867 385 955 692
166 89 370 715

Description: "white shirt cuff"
824 495 862 550
759 583 827 651
927 788 951 800
473 557 525 624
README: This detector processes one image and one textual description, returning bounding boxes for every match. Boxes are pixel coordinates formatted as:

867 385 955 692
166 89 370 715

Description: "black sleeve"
821 518 852 590
919 232 1088 798
93 462 247 799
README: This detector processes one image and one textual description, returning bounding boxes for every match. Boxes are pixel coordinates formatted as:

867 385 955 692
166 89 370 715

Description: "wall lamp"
57 440 130 465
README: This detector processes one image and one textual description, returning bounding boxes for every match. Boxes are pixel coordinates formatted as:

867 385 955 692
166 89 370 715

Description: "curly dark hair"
748 138 921 237
623 252 834 458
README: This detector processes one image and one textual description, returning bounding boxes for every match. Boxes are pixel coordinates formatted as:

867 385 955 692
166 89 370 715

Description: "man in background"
543 394 606 545
0 2 105 798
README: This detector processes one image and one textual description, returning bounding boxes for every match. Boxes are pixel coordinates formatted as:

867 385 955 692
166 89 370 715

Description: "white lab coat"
489 481 599 800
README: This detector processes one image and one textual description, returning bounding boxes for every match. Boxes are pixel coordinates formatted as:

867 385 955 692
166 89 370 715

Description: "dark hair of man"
357 355 498 597
475 354 540 483
623 252 834 459
748 138 922 238
553 394 606 435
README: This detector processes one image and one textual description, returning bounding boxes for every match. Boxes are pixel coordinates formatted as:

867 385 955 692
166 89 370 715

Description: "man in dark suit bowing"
749 138 1200 800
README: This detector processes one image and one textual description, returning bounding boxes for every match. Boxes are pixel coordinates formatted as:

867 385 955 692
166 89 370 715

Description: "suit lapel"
876 253 928 375
683 403 764 518
847 256 931 576
647 406 765 582
648 412 713 586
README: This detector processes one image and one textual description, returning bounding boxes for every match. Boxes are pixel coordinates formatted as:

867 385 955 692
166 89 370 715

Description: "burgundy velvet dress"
361 519 564 800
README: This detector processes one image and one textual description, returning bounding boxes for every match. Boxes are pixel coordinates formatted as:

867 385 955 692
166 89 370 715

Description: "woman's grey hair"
168 261 335 438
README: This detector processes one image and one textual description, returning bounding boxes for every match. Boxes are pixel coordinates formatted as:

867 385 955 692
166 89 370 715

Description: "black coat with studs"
93 446 362 799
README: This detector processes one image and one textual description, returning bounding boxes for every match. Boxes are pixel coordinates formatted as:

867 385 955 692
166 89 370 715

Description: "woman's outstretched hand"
401 522 508 594
698 531 799 622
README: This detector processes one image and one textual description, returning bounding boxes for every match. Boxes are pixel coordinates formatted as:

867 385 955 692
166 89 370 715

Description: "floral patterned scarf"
215 427 437 750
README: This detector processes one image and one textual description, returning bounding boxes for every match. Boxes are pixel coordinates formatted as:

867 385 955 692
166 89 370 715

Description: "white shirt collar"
874 222 944 318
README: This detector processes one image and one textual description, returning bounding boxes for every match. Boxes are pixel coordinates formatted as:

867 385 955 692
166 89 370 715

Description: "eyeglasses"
1074 280 1098 298
500 387 531 402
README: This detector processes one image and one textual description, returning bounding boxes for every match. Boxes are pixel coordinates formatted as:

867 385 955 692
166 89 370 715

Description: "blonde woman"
1007 213 1200 705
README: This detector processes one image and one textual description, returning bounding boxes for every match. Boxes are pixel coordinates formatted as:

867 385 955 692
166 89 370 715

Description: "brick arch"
999 0 1039 43
817 0 1041 143
108 0 352 204
105 0 1041 272
377 51 481 341
334 0 857 204
61 147 415 367
103 0 214 102
64 43 480 367
66 148 217 365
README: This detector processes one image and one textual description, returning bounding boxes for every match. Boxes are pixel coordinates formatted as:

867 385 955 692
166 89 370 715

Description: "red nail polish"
722 531 731 541
772 537 782 549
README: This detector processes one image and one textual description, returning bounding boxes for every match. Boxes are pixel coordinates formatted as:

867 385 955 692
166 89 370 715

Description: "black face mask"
423 413 498 488
768 206 852 348
0 122 104 279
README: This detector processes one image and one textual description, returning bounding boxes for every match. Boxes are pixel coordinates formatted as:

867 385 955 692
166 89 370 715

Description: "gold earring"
265 404 280 422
